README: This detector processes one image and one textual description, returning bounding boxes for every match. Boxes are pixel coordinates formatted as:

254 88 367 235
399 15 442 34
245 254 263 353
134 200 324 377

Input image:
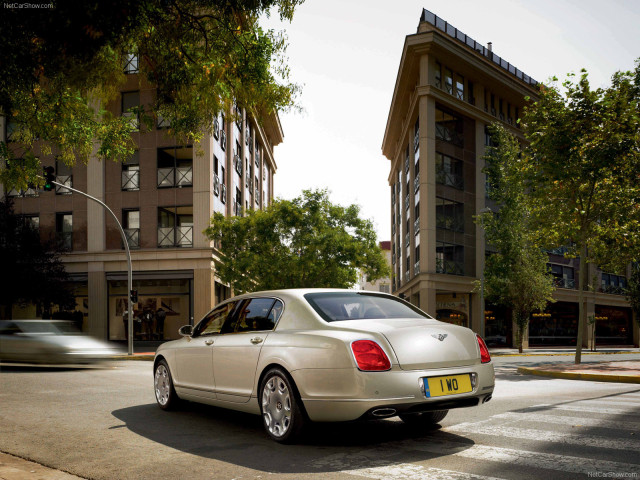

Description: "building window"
601 273 627 295
548 264 575 289
56 213 73 251
436 197 464 233
467 80 475 105
220 166 226 204
123 209 140 249
414 119 420 152
220 113 226 150
157 206 193 248
55 158 73 195
234 187 243 216
455 75 464 101
444 68 453 94
122 151 140 191
157 146 193 188
121 91 139 130
436 152 464 190
436 242 464 275
435 108 463 147
434 62 442 88
123 54 139 74
20 215 39 232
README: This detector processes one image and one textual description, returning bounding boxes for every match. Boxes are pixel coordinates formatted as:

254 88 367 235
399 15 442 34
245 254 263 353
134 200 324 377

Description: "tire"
154 359 179 410
260 368 307 443
399 409 448 426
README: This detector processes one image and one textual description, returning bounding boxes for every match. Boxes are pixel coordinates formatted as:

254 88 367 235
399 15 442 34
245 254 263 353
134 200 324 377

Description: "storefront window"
595 306 633 345
529 302 578 346
108 277 191 341
484 304 511 347
436 293 469 327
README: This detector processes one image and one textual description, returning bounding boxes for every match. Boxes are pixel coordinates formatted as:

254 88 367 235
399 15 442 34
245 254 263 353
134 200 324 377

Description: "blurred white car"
0 319 121 364
154 289 495 443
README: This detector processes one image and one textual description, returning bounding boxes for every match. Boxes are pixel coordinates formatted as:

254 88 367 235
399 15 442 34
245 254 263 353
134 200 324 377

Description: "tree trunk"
574 243 588 364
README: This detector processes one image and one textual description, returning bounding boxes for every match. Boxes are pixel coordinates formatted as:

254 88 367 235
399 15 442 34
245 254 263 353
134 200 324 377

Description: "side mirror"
178 325 193 337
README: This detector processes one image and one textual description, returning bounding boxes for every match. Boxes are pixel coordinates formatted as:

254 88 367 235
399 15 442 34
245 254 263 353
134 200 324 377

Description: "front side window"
305 292 430 322
194 301 238 336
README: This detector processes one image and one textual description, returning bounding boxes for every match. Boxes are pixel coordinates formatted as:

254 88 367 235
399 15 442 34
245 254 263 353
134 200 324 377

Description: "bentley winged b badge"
431 333 448 341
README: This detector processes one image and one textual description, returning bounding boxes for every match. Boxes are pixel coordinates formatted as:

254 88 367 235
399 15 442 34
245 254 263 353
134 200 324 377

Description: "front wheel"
154 359 179 410
399 410 448 426
260 368 306 443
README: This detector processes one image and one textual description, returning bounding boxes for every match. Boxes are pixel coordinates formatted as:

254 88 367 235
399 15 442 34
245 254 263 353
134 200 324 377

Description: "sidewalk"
516 360 640 384
0 452 84 480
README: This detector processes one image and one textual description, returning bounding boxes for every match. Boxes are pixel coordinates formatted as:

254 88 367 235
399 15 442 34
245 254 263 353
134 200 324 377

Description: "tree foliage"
0 199 74 318
0 0 303 190
522 61 640 362
627 264 640 327
205 189 390 294
477 125 555 353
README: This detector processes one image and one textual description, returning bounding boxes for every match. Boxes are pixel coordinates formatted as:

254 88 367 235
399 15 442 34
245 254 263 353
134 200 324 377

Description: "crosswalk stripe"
552 404 640 416
577 398 640 407
493 411 640 430
445 423 640 451
412 442 640 475
341 464 506 480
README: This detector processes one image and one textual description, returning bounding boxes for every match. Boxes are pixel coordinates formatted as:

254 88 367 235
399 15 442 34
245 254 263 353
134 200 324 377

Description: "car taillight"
351 340 391 371
477 335 491 363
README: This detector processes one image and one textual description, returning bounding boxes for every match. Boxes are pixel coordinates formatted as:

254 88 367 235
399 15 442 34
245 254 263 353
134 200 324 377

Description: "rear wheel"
154 359 179 410
399 410 448 426
260 368 306 443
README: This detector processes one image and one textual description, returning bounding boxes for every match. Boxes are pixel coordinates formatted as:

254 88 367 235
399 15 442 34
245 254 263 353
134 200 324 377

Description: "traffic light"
43 166 55 191
130 289 138 304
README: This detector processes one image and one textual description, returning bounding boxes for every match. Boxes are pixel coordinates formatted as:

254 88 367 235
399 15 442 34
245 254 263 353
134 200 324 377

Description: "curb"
491 350 638 357
109 354 154 361
517 366 640 384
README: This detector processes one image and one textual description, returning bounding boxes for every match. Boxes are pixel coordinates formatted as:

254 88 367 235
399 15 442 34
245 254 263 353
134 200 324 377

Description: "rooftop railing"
421 9 538 87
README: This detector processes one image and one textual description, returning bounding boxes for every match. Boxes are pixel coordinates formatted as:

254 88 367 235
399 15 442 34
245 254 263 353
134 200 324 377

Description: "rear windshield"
304 292 430 322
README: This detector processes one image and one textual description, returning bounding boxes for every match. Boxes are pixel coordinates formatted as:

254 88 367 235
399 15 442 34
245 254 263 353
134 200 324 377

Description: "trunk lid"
333 318 480 370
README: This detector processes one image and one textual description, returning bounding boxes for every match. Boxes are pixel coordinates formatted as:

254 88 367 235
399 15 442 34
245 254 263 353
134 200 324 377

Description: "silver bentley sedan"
153 289 495 443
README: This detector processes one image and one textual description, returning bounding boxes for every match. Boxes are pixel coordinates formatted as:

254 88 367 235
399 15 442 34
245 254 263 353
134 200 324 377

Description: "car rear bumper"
292 362 495 422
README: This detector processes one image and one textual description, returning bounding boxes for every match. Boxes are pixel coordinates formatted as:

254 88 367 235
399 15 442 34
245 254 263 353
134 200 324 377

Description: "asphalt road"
1 355 639 480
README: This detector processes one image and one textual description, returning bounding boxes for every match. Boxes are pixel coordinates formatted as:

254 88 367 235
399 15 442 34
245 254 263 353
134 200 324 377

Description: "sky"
262 0 640 240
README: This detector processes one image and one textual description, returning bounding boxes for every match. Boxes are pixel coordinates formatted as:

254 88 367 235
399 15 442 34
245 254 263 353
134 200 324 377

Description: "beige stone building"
358 241 392 293
383 9 638 348
2 60 282 344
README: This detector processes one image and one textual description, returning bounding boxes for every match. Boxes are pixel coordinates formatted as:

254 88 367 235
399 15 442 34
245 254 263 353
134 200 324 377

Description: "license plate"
424 374 472 398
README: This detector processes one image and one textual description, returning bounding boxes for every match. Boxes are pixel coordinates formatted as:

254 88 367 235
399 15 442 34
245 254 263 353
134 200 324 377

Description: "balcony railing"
56 232 73 251
55 175 73 195
122 111 139 130
554 278 576 289
405 233 410 248
436 258 464 276
220 130 226 150
414 218 420 233
414 174 420 194
157 226 193 248
157 166 193 188
7 187 38 197
405 194 410 211
436 169 464 190
213 174 220 196
404 157 410 173
414 132 419 152
123 54 139 74
435 123 463 147
122 170 139 191
414 261 420 275
436 215 464 233
124 228 140 249
600 285 626 295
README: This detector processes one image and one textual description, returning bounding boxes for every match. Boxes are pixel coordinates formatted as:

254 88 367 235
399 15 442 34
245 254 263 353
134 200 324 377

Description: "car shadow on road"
111 402 475 474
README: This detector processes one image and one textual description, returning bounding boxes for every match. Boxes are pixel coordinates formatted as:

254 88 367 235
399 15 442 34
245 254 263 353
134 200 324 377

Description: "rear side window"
305 292 430 322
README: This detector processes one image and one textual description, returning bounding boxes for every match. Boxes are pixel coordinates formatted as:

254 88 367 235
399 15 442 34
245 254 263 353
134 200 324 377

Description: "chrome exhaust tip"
482 394 492 404
371 408 397 417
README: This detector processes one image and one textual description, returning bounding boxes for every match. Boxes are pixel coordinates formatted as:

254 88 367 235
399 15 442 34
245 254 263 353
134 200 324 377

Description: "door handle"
204 339 214 346
250 337 263 345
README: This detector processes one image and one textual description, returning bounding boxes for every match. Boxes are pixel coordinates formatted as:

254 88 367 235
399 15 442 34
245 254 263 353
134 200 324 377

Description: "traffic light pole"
47 180 135 356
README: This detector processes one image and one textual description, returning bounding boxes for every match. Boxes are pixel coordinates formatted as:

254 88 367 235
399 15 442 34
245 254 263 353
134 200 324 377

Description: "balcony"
405 194 410 211
220 130 227 150
600 285 626 295
414 261 420 275
157 226 193 248
124 228 140 249
234 154 242 175
7 187 38 198
213 174 220 196
123 54 139 74
404 157 410 174
414 174 420 194
414 132 419 152
404 233 410 248
414 218 420 234
436 215 464 233
121 170 139 191
157 166 192 188
55 175 72 195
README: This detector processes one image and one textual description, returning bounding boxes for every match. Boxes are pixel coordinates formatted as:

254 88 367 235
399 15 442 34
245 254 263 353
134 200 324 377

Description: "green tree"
205 189 390 294
0 0 302 191
627 264 640 329
0 199 74 319
522 61 640 363
477 125 555 353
